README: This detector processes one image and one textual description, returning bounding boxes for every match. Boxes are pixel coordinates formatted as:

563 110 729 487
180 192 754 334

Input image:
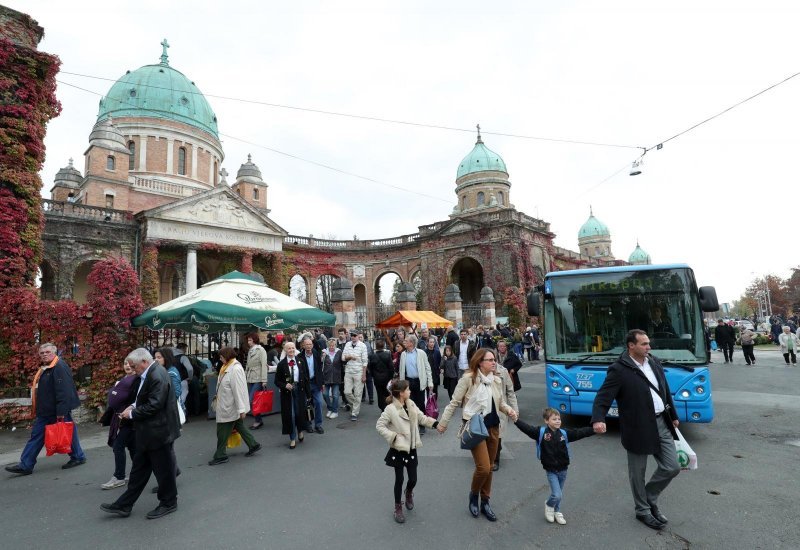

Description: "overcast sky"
11 0 800 305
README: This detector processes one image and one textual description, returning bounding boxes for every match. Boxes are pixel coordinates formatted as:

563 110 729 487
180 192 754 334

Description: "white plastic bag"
674 428 697 470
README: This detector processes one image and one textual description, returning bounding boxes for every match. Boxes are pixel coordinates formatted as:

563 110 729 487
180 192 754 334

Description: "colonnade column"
186 246 198 293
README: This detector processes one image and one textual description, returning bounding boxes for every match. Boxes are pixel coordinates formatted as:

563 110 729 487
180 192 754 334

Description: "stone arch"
315 274 339 313
374 270 403 306
159 264 183 302
289 273 309 303
72 259 99 304
354 283 367 308
450 257 484 304
38 259 57 300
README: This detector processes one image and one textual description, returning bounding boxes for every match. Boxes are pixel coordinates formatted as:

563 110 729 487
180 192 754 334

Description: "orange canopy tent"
375 310 452 329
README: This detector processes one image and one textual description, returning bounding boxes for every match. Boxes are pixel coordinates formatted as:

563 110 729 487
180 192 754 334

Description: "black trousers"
784 351 797 364
115 442 177 509
407 378 425 415
374 378 390 411
742 344 756 364
443 377 458 399
394 460 418 504
721 342 734 362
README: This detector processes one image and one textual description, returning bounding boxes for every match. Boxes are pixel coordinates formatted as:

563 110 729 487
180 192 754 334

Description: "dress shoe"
208 456 229 466
289 440 296 449
298 432 305 442
5 464 32 476
636 513 665 530
468 492 480 517
62 458 86 469
480 499 497 522
651 506 668 525
100 503 131 517
146 503 177 519
245 443 262 457
315 426 325 434
250 422 263 430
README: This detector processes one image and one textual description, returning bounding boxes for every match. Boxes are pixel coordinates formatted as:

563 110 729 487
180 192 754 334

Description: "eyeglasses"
481 358 496 363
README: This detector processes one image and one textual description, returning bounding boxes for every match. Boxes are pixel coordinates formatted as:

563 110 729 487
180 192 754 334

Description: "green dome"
457 135 507 179
578 212 610 239
97 43 218 138
628 243 651 264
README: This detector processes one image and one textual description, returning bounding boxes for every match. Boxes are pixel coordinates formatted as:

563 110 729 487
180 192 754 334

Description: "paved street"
2 348 798 550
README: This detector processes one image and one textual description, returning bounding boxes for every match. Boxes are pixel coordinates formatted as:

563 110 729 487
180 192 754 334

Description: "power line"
55 79 453 203
59 70 643 150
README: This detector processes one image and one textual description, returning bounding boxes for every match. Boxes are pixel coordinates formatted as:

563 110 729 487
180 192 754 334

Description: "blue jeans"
323 383 340 413
20 414 85 472
248 382 266 424
309 382 324 428
546 469 568 512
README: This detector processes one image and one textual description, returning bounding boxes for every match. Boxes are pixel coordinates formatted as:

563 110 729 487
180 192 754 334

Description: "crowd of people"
6 325 685 533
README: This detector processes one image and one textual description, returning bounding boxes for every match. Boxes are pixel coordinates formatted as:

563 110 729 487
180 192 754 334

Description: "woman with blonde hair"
437 348 518 521
209 347 261 465
376 378 439 523
244 332 268 429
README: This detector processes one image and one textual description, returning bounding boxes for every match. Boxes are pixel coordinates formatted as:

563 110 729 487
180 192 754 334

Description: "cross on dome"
160 39 170 65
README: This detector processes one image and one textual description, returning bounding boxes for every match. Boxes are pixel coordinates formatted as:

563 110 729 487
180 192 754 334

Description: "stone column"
331 277 355 330
444 283 463 328
191 144 198 179
395 281 417 311
480 286 496 328
186 246 198 293
241 251 253 274
138 135 147 171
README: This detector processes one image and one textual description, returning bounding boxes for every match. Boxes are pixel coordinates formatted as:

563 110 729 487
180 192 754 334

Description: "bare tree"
289 274 307 303
316 274 338 312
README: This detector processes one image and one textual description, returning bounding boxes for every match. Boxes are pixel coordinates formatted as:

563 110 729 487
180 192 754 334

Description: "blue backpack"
537 427 571 460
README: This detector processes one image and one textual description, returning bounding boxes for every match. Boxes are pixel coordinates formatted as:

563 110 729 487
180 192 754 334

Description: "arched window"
461 196 466 210
236 188 241 196
128 141 135 170
477 191 485 206
253 188 259 200
497 191 504 205
178 147 186 175
106 155 115 170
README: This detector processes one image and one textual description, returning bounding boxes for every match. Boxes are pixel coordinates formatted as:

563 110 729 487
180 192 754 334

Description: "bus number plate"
607 407 619 417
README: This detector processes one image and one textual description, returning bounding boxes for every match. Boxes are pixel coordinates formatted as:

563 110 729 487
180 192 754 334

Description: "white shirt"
632 356 665 414
458 340 469 370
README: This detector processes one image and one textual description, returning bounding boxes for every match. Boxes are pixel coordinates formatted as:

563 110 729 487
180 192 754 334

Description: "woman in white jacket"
778 326 798 365
209 347 262 465
376 379 439 524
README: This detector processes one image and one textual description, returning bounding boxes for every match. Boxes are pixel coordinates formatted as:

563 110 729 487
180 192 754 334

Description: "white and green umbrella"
133 271 335 333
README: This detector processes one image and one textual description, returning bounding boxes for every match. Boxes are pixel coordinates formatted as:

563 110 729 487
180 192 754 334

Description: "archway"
354 283 367 308
410 270 422 309
451 257 484 304
289 274 308 303
375 271 401 306
72 260 98 304
316 274 339 313
38 261 56 300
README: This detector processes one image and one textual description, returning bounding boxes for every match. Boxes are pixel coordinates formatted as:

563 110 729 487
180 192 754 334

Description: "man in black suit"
591 330 680 531
101 348 181 520
298 335 325 434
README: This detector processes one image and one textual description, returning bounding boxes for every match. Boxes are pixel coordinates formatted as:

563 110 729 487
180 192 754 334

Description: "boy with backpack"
514 408 594 524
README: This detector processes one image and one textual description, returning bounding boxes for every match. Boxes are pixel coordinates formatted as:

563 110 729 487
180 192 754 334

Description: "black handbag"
306 398 315 423
99 407 113 427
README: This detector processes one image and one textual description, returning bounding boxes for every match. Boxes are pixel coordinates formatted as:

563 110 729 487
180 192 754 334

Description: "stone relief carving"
180 194 254 228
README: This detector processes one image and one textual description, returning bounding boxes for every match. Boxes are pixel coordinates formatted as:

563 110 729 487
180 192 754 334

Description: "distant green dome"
457 134 507 179
628 243 651 264
578 211 610 239
97 42 218 138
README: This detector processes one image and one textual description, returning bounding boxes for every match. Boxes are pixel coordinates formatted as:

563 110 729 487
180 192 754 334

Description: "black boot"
480 499 497 521
469 492 479 517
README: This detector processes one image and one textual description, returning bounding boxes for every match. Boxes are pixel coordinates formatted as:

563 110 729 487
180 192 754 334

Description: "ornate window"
128 141 135 170
253 188 259 200
178 147 186 175
498 191 504 205
105 194 114 209
106 155 115 171
477 191 485 206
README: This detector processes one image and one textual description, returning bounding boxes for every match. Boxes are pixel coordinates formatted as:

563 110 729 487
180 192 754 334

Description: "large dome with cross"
97 40 219 138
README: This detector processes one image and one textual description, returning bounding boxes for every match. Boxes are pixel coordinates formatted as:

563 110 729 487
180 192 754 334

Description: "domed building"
578 208 614 260
452 127 511 215
628 242 652 265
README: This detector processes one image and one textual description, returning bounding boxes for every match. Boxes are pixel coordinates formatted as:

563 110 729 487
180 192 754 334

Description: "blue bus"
527 264 719 423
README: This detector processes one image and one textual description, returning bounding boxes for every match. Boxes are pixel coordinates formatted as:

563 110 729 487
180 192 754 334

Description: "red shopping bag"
425 390 438 418
45 420 73 456
251 390 274 416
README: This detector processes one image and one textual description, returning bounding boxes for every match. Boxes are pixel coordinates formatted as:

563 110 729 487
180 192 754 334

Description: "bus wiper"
566 352 620 369
660 361 696 372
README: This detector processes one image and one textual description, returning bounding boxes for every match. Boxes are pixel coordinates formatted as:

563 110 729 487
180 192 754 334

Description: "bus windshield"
544 268 705 364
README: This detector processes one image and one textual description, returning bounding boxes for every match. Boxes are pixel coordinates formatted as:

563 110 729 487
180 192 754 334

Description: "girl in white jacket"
376 379 439 523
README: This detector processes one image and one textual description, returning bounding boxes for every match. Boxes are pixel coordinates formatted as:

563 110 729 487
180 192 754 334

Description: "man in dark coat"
298 335 325 434
591 330 680 531
445 326 459 350
101 348 181 520
714 319 736 363
6 343 86 476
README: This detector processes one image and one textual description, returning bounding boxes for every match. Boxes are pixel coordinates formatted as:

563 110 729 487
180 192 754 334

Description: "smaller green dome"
579 210 610 239
456 131 507 179
628 243 651 264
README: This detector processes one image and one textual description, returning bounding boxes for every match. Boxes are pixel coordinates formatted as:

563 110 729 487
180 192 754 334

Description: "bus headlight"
563 386 572 393
696 386 705 394
681 390 690 398
691 412 701 420
551 381 560 388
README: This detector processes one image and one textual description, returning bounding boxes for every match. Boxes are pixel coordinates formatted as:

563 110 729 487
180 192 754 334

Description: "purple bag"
425 389 438 418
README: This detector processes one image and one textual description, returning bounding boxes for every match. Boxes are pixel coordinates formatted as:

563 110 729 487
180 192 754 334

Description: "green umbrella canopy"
133 271 335 333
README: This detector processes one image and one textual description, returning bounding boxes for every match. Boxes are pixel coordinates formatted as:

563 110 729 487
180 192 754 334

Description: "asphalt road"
1 347 798 550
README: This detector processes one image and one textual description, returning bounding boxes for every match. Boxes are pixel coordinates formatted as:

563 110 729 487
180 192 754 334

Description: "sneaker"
62 458 86 469
554 512 566 525
350 415 358 422
325 411 332 418
330 412 338 419
545 502 555 523
101 477 127 490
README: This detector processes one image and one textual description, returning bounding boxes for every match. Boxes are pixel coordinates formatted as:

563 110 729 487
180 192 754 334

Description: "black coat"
499 351 522 391
424 346 442 385
35 358 81 418
275 356 312 435
445 330 459 350
368 350 394 384
714 324 735 344
131 362 181 452
591 352 678 455
322 349 343 385
297 349 324 387
515 420 594 471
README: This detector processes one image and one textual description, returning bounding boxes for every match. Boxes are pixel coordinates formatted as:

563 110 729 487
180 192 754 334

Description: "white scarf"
464 371 494 419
